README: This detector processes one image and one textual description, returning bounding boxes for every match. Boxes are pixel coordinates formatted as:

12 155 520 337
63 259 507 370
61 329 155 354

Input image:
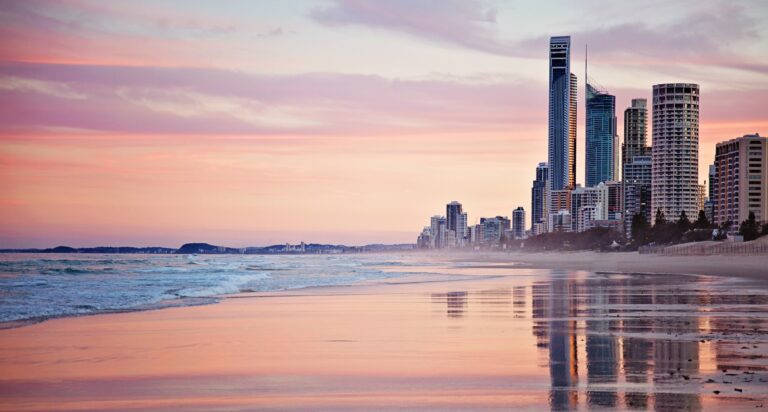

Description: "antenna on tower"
585 44 588 86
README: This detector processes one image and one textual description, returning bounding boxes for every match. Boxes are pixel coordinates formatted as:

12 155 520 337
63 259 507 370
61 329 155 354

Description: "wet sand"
455 251 768 282
1 259 767 411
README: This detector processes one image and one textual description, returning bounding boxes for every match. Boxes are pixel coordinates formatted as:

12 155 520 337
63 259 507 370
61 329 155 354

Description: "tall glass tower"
548 36 577 192
585 83 616 187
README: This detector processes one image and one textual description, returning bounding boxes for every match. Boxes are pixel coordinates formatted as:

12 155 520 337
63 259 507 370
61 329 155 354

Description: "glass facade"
548 36 577 192
585 84 616 187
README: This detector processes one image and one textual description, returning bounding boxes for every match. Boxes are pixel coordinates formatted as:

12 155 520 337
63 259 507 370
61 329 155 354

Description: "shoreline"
2 250 766 330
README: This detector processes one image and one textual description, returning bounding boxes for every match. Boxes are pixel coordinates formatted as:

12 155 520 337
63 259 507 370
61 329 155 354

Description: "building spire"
585 44 588 87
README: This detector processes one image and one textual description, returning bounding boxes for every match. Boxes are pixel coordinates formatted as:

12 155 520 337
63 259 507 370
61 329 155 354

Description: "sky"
1 0 767 248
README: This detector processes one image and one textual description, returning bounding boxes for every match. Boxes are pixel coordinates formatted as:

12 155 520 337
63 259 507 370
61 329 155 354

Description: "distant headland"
0 242 415 255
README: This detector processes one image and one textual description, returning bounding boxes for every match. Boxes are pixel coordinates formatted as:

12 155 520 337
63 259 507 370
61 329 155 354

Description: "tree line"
510 210 768 252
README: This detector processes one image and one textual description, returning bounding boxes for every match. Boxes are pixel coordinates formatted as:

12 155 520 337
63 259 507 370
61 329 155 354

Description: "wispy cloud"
311 0 517 56
311 0 768 75
0 63 544 135
0 76 87 100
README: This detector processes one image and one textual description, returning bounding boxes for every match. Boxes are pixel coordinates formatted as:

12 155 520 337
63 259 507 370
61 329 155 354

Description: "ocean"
0 253 420 326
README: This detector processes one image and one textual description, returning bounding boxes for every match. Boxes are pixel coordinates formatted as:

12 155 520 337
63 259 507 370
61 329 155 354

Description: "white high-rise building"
570 183 609 232
429 216 446 249
651 83 700 222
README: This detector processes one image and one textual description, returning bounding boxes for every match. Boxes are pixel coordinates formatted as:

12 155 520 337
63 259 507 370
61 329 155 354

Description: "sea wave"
0 253 419 326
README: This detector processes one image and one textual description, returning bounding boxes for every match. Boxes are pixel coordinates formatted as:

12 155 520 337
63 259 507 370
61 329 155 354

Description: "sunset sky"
1 0 767 247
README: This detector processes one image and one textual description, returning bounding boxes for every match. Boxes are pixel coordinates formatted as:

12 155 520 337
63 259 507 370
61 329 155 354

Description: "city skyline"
2 1 768 247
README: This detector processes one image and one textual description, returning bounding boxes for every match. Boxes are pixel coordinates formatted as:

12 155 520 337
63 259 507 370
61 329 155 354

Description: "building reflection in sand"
432 273 768 411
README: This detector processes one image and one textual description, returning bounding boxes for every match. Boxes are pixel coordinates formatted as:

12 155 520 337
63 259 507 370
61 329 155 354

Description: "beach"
1 252 767 411
456 251 768 282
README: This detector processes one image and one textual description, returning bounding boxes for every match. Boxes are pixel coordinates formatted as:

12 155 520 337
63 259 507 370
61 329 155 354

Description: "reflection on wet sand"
432 272 768 411
532 274 768 411
431 291 467 318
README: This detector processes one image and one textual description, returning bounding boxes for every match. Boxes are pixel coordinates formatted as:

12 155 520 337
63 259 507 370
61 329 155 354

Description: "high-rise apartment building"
623 155 652 236
605 180 624 222
570 183 609 232
458 212 468 245
622 98 651 237
622 99 649 165
613 133 621 181
531 162 549 230
548 36 577 194
446 201 462 237
585 83 617 186
713 134 767 226
651 83 700 222
430 215 446 249
512 207 526 239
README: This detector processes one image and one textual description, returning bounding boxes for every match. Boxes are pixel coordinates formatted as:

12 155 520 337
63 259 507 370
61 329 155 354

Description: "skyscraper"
622 98 651 238
651 83 700 222
531 162 548 230
445 201 462 246
713 134 767 226
548 36 577 193
622 99 649 166
512 207 526 239
585 81 617 187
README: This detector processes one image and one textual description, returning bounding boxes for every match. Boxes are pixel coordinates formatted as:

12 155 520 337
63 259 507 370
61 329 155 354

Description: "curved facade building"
651 83 700 222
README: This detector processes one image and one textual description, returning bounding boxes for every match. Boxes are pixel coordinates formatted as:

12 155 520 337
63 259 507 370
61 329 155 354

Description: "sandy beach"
455 251 768 282
1 253 767 411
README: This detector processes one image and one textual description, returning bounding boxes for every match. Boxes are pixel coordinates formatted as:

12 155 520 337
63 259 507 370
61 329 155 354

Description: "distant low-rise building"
470 224 484 246
550 210 572 232
481 216 511 245
570 183 608 232
416 227 432 248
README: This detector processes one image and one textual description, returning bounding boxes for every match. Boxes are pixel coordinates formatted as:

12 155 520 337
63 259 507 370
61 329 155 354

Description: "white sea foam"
0 253 415 325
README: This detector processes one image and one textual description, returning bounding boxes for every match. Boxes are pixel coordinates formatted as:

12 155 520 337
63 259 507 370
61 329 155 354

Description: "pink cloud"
312 1 767 74
0 63 545 135
311 0 515 56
